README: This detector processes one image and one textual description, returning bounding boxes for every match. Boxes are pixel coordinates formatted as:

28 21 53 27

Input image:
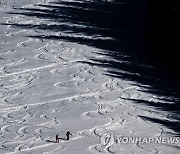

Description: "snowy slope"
0 0 179 153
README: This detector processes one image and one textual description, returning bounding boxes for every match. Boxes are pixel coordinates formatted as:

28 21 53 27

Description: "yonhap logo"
117 136 179 144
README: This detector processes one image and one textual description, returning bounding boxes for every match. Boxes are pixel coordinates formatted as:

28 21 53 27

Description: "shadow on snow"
2 0 180 135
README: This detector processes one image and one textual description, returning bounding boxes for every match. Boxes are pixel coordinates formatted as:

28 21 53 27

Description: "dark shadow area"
120 97 180 135
2 0 180 134
148 0 180 77
46 140 56 143
139 116 180 136
58 137 67 141
46 137 66 143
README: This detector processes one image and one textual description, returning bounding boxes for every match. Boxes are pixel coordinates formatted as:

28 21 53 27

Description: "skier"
66 131 72 140
55 134 60 143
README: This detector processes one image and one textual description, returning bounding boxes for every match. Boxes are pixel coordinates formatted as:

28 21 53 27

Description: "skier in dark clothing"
66 131 72 140
55 134 60 143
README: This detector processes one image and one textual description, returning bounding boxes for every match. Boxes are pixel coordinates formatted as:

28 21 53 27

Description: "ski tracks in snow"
0 0 179 154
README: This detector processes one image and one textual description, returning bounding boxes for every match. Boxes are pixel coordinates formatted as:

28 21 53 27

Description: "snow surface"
0 0 179 153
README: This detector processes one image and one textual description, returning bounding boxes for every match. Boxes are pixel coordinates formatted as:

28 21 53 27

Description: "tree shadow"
118 97 180 136
139 115 180 137
2 0 180 135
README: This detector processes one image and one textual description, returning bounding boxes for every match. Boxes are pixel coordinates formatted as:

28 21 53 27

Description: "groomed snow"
0 0 179 153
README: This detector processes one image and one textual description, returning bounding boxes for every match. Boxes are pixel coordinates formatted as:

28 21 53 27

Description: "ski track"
0 0 179 154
